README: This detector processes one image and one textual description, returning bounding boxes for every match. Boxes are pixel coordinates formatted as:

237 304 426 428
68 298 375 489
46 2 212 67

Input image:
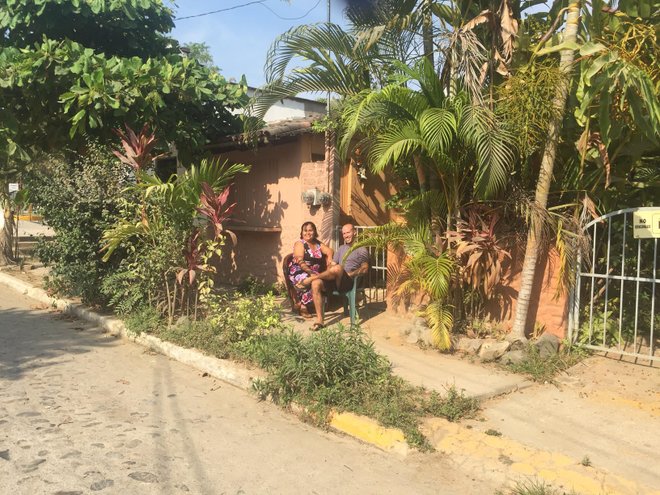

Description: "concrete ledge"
329 412 409 456
0 270 409 455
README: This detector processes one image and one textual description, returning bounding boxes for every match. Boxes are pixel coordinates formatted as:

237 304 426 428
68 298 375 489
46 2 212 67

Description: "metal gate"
568 207 659 362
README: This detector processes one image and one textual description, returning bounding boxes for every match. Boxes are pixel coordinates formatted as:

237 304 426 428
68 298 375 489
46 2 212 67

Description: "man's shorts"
336 271 354 293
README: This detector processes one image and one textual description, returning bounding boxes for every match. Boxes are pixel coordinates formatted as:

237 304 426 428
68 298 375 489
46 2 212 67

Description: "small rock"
412 316 427 328
455 338 483 355
535 333 560 358
0 450 9 461
500 349 527 365
129 472 158 483
90 479 114 491
404 321 433 346
479 340 511 362
21 458 46 472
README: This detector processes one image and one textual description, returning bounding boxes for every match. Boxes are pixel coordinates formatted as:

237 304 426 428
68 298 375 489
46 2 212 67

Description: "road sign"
632 209 660 239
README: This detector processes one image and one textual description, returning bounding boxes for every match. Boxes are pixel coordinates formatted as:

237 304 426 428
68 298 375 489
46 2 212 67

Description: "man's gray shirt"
333 244 370 274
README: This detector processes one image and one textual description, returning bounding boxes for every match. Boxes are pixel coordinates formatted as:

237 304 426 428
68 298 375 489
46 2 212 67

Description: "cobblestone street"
0 284 492 495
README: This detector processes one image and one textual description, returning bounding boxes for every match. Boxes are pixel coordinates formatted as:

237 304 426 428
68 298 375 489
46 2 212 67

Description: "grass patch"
503 344 588 383
496 478 580 495
236 325 479 450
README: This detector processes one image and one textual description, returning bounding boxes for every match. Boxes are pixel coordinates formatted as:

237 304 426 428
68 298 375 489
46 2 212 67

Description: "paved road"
0 284 495 495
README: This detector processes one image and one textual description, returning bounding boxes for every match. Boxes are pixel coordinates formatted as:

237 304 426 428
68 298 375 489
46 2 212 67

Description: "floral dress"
288 240 326 306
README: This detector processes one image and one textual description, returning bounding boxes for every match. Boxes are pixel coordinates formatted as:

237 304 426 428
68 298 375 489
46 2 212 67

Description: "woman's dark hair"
300 221 319 241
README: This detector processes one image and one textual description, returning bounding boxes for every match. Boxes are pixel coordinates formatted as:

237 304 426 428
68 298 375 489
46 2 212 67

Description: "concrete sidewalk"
14 219 54 239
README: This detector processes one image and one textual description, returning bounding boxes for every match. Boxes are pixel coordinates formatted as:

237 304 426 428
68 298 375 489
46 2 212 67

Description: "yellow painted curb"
329 411 409 456
423 418 660 495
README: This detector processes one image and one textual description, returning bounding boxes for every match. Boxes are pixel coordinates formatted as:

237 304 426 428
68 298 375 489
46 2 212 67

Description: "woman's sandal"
311 322 325 331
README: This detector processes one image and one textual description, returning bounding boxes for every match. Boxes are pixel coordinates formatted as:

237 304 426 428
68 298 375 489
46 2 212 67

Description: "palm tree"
509 2 582 340
338 58 514 227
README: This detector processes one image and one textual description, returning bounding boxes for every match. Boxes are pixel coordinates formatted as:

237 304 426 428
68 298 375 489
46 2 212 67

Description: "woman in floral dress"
288 221 333 330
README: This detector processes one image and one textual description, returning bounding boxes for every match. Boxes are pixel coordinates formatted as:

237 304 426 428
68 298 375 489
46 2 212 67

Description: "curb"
0 270 409 455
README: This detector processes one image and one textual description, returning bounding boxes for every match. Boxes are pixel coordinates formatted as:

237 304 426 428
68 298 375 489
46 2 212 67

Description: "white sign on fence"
8 183 19 193
633 209 660 239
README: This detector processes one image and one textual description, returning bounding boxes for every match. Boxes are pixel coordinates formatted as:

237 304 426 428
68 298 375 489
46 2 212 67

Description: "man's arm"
347 261 369 279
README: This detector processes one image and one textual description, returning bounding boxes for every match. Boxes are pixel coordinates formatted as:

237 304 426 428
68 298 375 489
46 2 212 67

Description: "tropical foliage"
0 0 247 263
100 125 250 322
251 0 659 346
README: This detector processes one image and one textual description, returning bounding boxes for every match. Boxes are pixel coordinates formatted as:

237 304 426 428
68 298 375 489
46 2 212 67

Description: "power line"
175 0 323 22
175 1 266 20
260 0 323 20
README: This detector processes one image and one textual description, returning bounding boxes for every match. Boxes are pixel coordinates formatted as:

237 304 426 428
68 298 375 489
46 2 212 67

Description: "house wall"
385 247 569 338
495 249 568 338
339 158 397 227
214 133 332 285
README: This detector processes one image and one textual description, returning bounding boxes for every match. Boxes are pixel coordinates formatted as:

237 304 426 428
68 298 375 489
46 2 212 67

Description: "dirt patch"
557 355 660 416
0 264 49 288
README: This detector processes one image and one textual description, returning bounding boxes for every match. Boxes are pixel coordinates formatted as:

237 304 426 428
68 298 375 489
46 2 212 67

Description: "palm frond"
422 301 454 350
419 107 457 155
419 252 454 300
369 123 424 173
459 105 515 198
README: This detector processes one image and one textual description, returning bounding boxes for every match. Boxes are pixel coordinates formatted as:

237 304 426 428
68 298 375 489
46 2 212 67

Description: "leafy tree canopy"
0 0 176 58
0 0 248 165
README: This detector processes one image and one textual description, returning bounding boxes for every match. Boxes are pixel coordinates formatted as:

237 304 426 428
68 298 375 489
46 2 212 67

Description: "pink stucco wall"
214 133 333 285
386 247 569 338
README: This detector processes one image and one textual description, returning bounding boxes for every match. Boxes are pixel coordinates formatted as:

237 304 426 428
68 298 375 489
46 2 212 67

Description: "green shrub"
503 343 587 383
148 293 285 359
236 276 281 296
124 306 162 335
237 325 479 450
26 143 129 306
215 292 284 342
157 318 232 359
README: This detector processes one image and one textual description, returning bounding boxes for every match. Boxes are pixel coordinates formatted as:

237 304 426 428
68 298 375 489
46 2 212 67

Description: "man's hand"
349 262 370 278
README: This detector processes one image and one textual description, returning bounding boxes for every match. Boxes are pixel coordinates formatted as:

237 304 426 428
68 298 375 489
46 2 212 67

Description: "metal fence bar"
576 273 660 284
650 238 657 358
588 223 598 344
570 249 582 343
603 220 612 346
634 239 642 353
618 212 627 351
578 344 660 363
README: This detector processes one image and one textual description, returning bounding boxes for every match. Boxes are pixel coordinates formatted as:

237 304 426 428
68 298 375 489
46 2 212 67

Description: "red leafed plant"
196 182 237 241
113 123 164 173
176 230 206 286
448 207 511 299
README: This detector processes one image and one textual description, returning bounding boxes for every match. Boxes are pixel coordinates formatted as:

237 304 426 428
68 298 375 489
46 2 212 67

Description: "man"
302 223 370 293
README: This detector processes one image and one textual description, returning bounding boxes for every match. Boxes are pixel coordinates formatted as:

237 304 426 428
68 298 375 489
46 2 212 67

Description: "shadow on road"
0 307 115 381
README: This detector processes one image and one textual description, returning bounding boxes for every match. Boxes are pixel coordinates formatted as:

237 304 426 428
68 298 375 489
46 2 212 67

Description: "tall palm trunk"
510 2 581 340
0 202 15 264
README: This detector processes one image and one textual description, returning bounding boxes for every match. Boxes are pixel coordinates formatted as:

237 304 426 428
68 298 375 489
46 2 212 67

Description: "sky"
171 1 350 88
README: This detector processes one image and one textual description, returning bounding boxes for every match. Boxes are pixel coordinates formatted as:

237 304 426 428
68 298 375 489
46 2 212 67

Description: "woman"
287 221 333 330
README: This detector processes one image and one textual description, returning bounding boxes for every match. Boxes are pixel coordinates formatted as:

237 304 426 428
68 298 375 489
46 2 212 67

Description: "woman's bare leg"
311 278 324 324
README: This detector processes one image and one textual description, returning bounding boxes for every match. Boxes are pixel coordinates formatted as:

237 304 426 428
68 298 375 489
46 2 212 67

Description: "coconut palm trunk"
510 2 581 340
